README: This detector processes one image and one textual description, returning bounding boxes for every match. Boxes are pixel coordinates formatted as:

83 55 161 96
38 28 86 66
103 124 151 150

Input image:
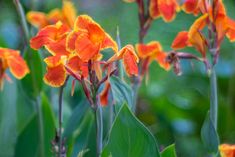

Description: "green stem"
36 96 45 157
95 102 103 157
209 64 218 130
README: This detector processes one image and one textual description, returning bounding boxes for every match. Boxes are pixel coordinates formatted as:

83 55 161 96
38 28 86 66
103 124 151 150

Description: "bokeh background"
0 0 235 157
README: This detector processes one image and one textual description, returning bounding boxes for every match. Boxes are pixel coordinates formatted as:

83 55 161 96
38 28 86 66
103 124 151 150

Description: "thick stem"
209 64 218 129
95 102 103 157
36 96 45 157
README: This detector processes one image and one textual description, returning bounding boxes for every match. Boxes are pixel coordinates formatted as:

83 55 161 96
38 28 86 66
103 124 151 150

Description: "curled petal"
182 0 198 14
101 33 118 53
136 41 162 59
27 11 48 29
171 31 189 50
158 0 179 22
44 63 66 87
149 0 160 19
155 51 171 70
100 82 111 106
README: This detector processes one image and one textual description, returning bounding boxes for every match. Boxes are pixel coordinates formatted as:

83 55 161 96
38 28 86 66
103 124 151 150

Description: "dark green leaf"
161 144 177 157
201 111 220 154
102 103 160 157
109 76 133 110
20 48 43 99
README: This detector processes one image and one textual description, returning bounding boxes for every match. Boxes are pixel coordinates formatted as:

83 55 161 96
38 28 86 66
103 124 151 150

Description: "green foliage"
161 144 177 157
20 48 43 99
102 103 160 157
201 111 220 155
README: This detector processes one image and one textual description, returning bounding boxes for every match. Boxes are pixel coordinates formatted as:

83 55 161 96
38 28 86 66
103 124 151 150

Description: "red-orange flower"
149 0 160 19
158 0 180 22
108 45 139 76
219 144 235 157
0 48 29 89
136 41 170 71
27 1 76 29
66 15 118 62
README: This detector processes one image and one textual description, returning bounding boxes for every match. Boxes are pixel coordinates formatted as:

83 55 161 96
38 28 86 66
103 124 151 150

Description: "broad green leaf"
20 48 43 99
14 93 56 157
161 144 177 157
0 82 17 157
101 103 160 157
109 76 133 110
201 111 220 154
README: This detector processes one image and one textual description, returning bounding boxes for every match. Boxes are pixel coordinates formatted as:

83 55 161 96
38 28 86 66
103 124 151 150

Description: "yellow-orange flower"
0 48 29 89
219 144 235 157
158 0 180 22
27 1 76 29
66 15 118 61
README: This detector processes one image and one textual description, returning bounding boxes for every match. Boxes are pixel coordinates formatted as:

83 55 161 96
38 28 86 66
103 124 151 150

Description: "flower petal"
27 11 48 29
171 31 189 50
155 51 171 70
136 41 162 59
101 33 118 53
219 144 235 157
66 31 79 52
158 0 179 22
182 0 198 14
100 82 110 106
149 0 160 19
62 1 76 28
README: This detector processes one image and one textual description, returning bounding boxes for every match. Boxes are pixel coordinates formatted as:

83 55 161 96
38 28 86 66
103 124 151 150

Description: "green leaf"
109 76 134 110
20 48 43 99
161 144 177 157
14 93 56 157
101 103 160 157
201 111 220 154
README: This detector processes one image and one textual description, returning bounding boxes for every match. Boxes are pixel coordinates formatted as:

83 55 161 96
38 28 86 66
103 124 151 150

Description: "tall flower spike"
0 48 29 89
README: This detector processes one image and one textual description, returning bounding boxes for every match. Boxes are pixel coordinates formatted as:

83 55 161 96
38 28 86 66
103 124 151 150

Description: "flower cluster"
0 48 29 89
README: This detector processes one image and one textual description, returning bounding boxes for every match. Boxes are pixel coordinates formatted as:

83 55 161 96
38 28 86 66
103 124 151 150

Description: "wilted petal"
171 31 189 50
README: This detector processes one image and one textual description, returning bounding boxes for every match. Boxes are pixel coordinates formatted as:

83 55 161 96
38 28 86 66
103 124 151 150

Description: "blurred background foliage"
0 0 235 157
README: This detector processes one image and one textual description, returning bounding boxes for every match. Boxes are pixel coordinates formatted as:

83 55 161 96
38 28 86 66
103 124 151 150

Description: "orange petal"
74 15 95 31
182 0 198 14
158 0 179 22
27 11 48 29
45 37 70 56
136 41 162 59
87 23 105 44
101 33 118 53
47 9 63 25
219 144 235 157
149 0 160 19
100 82 111 106
215 14 228 46
62 1 76 28
171 31 189 50
155 51 171 70
75 33 100 61
66 31 79 52
44 62 66 87
188 14 208 57
226 18 235 42
122 0 135 2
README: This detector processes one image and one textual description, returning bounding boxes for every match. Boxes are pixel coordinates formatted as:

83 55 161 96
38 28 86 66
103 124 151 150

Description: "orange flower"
171 31 189 50
136 41 170 71
158 0 180 22
181 0 199 14
27 1 76 29
66 15 118 61
0 48 29 89
108 45 139 76
219 144 235 157
149 0 160 19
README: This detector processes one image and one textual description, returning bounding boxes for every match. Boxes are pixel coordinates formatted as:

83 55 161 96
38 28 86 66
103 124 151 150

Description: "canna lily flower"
107 45 139 76
0 48 29 89
219 144 235 157
136 41 170 72
157 0 180 22
181 0 199 15
66 15 118 62
27 1 76 29
30 21 87 87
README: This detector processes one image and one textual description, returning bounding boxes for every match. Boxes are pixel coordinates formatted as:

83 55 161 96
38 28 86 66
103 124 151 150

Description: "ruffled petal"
171 31 189 50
